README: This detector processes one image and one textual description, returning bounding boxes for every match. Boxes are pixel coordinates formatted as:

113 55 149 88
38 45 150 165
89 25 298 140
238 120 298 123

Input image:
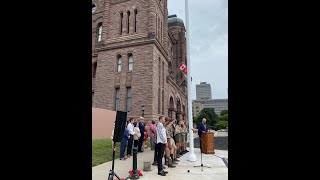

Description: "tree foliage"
215 121 228 130
218 113 228 121
220 110 228 116
194 108 218 128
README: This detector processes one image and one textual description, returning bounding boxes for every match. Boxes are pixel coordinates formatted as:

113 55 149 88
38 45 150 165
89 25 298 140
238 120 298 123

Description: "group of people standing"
119 117 148 160
115 115 189 177
152 116 189 176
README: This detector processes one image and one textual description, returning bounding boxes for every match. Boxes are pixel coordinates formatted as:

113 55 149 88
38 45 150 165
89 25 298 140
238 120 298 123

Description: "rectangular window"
127 11 130 33
159 58 161 86
156 14 157 37
134 10 137 32
158 18 160 39
160 21 162 42
120 13 123 35
115 88 120 111
158 88 161 114
162 61 164 87
162 90 164 115
126 88 131 112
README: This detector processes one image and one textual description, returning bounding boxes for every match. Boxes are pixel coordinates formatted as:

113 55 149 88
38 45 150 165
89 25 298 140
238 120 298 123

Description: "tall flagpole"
186 0 197 162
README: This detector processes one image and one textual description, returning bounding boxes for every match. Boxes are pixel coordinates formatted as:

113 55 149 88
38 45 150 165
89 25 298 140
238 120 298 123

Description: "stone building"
92 0 189 124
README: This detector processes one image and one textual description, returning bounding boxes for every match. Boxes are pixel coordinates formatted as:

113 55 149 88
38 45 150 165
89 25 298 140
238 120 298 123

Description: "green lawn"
92 139 121 167
92 138 152 167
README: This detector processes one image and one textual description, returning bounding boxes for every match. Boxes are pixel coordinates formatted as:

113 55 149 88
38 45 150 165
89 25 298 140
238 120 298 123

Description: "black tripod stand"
193 135 211 171
108 141 122 180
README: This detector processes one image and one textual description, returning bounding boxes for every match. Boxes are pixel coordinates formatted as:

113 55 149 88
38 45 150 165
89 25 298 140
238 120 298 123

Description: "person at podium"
197 118 209 153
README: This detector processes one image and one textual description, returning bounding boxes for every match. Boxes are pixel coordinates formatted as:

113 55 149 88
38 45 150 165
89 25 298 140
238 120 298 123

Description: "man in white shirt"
156 116 168 176
126 118 135 157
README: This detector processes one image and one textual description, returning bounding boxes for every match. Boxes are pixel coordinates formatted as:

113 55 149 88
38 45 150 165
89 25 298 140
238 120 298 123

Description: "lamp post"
142 105 145 117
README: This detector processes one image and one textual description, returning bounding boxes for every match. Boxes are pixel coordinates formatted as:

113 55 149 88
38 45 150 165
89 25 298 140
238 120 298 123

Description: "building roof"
192 99 228 104
168 14 184 25
213 99 228 103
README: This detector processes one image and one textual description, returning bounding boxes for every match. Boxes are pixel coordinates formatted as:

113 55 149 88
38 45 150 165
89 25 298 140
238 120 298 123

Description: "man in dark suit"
197 118 208 153
138 117 145 152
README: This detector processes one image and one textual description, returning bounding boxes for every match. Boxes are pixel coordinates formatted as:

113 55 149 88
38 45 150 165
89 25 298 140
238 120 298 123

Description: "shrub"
215 121 228 130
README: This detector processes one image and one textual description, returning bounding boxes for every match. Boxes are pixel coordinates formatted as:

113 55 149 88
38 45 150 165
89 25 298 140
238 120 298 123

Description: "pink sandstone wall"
92 108 117 139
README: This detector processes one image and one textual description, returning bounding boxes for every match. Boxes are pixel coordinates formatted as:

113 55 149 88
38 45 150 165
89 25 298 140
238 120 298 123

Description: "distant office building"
211 99 228 115
196 82 212 100
192 98 228 116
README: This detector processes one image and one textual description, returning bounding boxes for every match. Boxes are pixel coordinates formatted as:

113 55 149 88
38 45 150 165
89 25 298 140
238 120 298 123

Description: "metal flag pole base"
129 146 140 179
193 136 211 171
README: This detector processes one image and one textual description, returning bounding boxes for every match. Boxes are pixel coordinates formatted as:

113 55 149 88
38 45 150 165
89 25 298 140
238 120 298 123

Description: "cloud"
208 24 219 33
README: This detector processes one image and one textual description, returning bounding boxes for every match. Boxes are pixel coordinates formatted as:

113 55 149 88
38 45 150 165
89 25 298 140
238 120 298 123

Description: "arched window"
97 23 102 43
93 62 97 78
117 55 122 72
92 4 96 13
128 54 133 71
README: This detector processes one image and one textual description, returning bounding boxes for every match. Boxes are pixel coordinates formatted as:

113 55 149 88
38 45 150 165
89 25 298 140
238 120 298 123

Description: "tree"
192 115 197 125
220 110 228 116
218 113 228 121
195 112 209 126
196 108 218 128
202 108 218 126
215 121 228 130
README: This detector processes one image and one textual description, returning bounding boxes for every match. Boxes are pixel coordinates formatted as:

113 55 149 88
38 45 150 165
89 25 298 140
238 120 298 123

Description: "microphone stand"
108 141 131 180
193 133 211 171
108 141 122 180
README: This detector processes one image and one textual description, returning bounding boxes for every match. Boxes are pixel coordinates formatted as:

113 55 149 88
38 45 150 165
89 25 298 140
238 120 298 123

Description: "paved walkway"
93 140 228 180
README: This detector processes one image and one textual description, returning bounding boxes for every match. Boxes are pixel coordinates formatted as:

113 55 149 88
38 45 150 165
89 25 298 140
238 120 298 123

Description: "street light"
142 105 145 117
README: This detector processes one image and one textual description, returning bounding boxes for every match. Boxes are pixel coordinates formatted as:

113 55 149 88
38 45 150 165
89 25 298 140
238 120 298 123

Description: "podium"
201 132 215 154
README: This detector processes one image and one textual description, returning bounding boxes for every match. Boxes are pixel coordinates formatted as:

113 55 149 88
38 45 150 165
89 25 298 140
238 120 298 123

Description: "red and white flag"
178 63 187 77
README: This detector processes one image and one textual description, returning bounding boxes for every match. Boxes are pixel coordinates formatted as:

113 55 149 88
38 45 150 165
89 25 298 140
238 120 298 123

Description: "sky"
168 0 228 100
